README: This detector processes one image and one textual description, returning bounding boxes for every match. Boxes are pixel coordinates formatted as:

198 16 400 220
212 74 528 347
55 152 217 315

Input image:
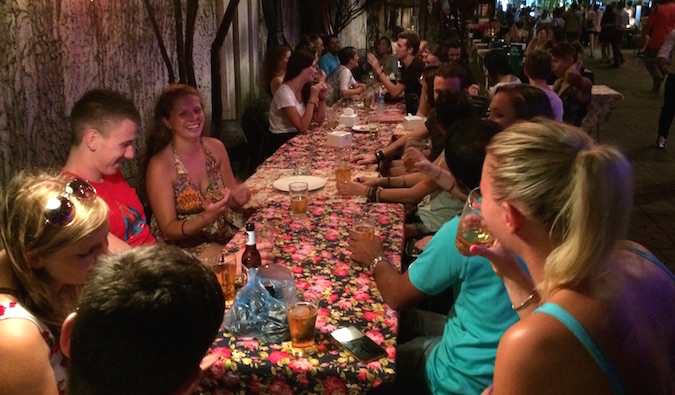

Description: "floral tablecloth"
198 200 404 394
581 85 624 136
197 104 407 394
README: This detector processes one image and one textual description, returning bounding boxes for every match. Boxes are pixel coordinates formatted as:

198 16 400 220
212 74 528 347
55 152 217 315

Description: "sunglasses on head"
44 178 97 227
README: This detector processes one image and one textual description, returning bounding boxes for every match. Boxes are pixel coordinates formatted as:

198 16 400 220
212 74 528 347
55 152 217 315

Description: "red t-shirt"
647 2 675 50
89 172 156 246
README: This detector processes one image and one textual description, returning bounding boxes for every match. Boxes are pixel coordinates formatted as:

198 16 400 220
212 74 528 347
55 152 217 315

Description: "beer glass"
455 187 494 256
335 147 351 186
202 253 237 308
289 182 309 217
351 214 376 241
287 295 318 357
403 138 427 171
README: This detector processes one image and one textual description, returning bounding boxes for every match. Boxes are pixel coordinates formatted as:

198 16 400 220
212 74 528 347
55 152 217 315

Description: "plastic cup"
289 182 309 217
287 296 318 356
455 187 494 256
202 254 237 308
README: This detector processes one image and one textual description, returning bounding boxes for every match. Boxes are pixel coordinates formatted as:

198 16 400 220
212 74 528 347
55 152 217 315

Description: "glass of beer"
287 295 318 357
363 91 372 109
351 214 376 241
289 182 309 217
455 187 494 256
403 138 427 171
202 253 237 308
367 117 379 140
327 108 339 130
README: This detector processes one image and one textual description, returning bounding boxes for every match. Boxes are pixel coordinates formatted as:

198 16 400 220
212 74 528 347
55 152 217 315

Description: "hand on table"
353 153 377 165
337 180 368 196
355 176 381 187
348 232 384 265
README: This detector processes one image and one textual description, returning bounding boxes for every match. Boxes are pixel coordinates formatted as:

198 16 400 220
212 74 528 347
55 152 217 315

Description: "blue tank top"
534 247 671 395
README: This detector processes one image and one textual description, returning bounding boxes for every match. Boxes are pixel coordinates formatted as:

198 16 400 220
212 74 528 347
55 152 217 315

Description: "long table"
197 103 406 394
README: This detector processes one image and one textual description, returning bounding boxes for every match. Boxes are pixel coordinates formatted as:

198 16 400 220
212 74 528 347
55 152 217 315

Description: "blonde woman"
0 172 110 394
473 120 674 394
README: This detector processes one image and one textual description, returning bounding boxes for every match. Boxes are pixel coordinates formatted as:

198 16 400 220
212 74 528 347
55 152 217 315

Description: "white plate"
273 176 327 192
352 124 376 133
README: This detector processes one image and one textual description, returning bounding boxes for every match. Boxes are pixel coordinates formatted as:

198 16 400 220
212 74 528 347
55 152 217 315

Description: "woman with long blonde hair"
474 120 674 394
0 172 110 394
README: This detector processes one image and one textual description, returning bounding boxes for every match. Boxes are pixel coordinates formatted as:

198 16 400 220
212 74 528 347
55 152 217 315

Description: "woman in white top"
0 172 110 395
268 48 327 148
326 46 366 105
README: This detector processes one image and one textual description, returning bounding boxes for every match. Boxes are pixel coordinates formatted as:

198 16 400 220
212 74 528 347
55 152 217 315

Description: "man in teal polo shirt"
349 118 519 394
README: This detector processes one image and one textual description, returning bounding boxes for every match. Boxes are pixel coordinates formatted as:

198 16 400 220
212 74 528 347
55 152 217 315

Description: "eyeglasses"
44 178 97 226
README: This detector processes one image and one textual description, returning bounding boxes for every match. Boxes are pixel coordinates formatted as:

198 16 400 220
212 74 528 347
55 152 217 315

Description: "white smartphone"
331 326 387 363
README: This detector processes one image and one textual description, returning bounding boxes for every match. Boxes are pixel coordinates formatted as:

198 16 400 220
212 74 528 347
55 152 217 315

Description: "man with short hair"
523 50 564 121
551 43 592 126
611 1 630 67
60 244 225 395
446 38 479 93
368 31 425 114
63 89 156 251
354 63 469 165
318 34 341 76
348 118 517 394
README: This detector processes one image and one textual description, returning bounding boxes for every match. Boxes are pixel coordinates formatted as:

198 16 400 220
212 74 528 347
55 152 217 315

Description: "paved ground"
577 49 674 267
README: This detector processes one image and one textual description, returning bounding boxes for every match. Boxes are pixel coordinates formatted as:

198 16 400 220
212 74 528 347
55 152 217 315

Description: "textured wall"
0 0 218 185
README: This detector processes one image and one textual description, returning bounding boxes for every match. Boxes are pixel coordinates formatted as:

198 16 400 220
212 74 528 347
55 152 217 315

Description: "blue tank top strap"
623 247 675 281
534 303 624 395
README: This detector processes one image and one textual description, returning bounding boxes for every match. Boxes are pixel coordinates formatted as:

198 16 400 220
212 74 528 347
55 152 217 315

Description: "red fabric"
647 2 675 50
89 172 156 246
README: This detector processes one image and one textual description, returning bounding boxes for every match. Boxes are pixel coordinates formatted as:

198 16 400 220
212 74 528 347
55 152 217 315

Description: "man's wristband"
375 150 385 162
370 255 388 273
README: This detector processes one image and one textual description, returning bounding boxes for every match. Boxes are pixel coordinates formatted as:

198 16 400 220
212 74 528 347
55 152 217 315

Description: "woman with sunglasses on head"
143 84 274 265
474 120 674 394
0 172 110 395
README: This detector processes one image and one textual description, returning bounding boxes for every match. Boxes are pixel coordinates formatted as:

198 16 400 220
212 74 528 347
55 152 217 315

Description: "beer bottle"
241 222 261 268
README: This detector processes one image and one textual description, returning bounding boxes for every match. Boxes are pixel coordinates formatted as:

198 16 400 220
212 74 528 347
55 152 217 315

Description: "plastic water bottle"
376 85 385 116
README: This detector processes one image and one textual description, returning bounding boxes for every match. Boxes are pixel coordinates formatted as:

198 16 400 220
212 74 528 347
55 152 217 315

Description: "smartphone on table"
331 326 387 363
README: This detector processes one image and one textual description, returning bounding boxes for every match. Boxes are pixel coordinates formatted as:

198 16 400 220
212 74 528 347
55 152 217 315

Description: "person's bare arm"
367 53 406 97
348 235 425 309
0 320 59 395
107 232 130 253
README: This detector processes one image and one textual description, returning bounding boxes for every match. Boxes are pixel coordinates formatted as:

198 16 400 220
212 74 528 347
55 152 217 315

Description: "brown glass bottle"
241 222 261 268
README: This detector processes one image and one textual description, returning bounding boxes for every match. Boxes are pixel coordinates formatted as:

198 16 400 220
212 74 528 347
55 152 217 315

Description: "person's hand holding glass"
456 187 494 256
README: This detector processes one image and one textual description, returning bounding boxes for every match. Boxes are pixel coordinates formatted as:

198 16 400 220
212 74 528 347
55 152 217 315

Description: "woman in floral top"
0 172 110 394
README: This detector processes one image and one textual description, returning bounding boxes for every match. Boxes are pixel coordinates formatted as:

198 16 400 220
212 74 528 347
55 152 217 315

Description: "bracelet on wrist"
375 186 383 203
512 290 539 311
180 219 188 237
375 150 385 162
369 255 388 274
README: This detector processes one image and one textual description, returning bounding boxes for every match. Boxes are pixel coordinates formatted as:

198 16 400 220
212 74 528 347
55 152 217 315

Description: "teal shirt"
408 216 520 394
318 52 339 76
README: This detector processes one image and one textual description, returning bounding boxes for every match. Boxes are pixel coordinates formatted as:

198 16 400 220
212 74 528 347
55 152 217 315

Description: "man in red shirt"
643 0 675 90
63 89 156 251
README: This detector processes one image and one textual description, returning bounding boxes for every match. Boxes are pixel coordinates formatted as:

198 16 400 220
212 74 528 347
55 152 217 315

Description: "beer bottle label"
246 230 256 246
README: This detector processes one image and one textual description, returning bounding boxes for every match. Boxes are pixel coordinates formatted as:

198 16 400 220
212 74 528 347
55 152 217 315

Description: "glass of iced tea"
455 187 494 256
289 182 309 217
202 253 237 308
287 295 318 357
351 214 376 241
